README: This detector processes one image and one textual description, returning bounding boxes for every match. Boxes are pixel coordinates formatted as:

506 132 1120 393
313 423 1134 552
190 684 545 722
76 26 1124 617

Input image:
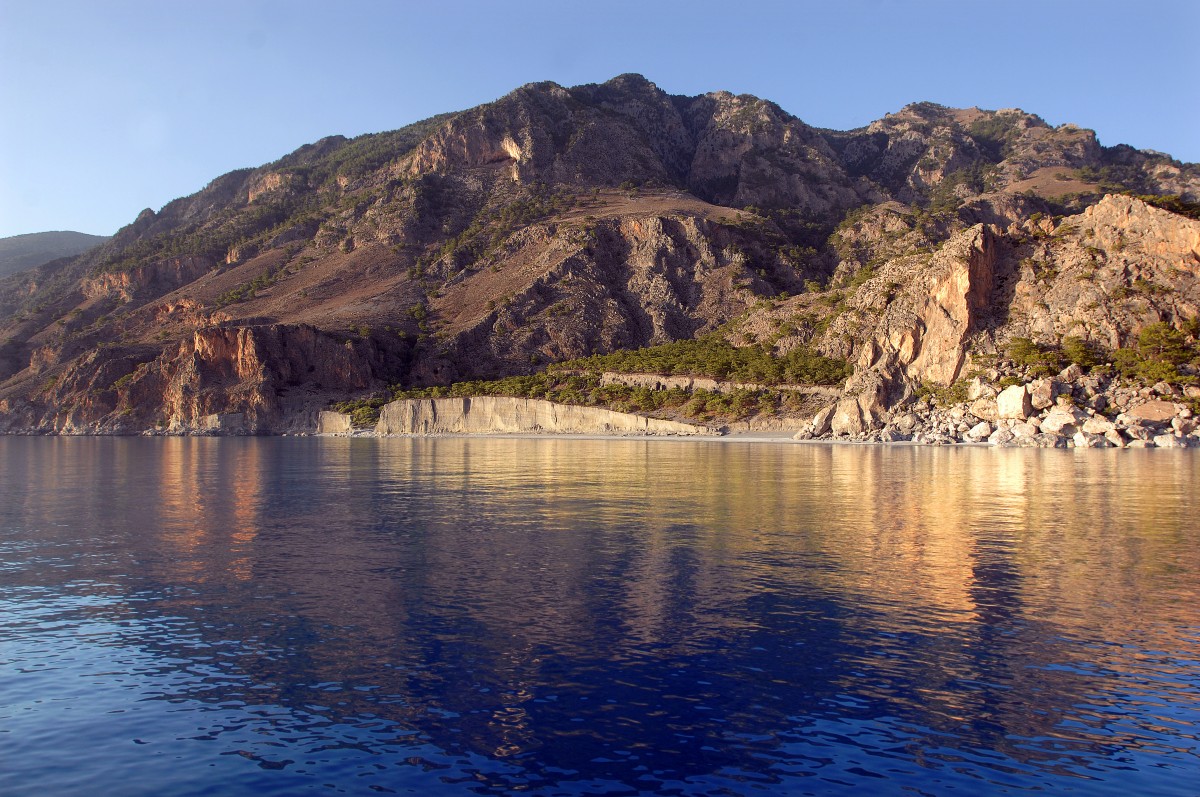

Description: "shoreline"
3 428 1195 450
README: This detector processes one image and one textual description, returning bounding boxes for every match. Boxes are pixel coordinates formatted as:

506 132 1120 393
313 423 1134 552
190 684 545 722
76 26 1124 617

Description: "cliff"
372 397 714 436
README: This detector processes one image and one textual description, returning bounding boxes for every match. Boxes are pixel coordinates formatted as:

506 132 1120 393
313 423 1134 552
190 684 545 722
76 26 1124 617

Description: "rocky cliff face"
1 75 1197 435
372 397 713 436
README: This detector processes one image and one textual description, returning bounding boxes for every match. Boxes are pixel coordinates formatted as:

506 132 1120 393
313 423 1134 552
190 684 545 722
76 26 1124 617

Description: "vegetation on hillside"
332 336 850 427
1006 321 1200 384
551 334 851 385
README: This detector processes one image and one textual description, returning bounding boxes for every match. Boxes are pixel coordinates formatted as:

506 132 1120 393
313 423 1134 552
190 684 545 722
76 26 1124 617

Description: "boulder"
1011 421 1040 440
964 421 993 442
1040 406 1087 436
810 404 836 436
987 427 1016 446
1123 422 1154 441
1154 434 1186 449
1172 417 1197 435
879 427 910 442
969 397 999 421
1081 416 1115 435
830 398 867 437
1058 364 1084 383
996 384 1032 419
967 377 998 401
1073 431 1112 448
1127 400 1179 423
1030 378 1062 410
1034 433 1069 448
1104 429 1126 448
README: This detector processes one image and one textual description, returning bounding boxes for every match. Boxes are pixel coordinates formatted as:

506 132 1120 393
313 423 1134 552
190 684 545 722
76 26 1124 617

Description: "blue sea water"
1 436 1197 796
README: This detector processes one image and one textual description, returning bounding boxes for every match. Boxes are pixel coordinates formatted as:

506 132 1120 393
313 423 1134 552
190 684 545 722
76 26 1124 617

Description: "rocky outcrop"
82 256 214 303
375 397 716 436
316 410 354 435
854 223 997 387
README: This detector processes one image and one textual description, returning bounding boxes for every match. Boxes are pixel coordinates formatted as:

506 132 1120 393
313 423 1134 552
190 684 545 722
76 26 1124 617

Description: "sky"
1 0 1197 239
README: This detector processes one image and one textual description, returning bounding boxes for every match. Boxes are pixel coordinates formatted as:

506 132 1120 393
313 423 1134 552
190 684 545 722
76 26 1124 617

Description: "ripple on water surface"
1 437 1198 796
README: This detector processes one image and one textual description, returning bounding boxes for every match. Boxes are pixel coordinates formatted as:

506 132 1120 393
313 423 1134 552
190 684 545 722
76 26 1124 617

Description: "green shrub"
1007 337 1062 376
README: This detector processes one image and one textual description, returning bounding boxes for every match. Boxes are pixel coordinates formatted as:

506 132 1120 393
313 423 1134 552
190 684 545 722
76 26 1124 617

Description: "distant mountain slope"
0 75 1197 436
0 231 110 279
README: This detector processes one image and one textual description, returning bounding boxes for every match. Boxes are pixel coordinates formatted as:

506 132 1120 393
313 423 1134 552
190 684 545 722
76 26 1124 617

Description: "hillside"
0 231 109 279
1 74 1197 441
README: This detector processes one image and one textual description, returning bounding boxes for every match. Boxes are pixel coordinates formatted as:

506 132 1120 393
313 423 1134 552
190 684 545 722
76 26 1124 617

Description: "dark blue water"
1 437 1198 796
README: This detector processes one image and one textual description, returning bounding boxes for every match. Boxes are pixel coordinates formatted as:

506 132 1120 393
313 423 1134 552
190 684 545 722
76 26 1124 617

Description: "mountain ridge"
1 74 1197 440
0 231 110 280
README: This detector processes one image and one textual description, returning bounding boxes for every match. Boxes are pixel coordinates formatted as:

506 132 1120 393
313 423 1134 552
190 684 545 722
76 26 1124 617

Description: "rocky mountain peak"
1 76 1197 437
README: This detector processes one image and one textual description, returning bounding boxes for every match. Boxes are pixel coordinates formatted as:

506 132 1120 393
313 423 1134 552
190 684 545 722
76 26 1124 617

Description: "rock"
375 397 714 436
1011 421 1040 440
987 428 1016 446
996 384 1032 419
1186 386 1200 399
1153 434 1186 449
1034 433 1069 448
879 427 910 442
968 397 998 421
1152 381 1179 396
1073 430 1112 448
1172 417 1197 435
830 398 867 436
964 421 993 442
1128 400 1178 422
316 411 354 435
810 404 836 436
892 413 918 434
1058 364 1084 383
1030 378 1062 410
1124 422 1154 441
1081 416 1115 435
967 377 998 401
1040 406 1087 436
1104 429 1126 448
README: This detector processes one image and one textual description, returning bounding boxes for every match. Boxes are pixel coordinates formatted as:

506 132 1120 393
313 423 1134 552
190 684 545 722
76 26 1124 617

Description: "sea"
1 436 1197 796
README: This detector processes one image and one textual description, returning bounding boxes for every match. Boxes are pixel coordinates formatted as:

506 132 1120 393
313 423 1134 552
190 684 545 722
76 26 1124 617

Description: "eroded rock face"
7 324 396 434
82 256 214 304
822 219 1003 430
316 411 353 435
849 224 998 406
375 397 714 436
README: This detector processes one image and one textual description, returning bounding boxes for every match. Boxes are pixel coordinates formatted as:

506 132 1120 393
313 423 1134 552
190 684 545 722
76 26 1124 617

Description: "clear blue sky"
1 0 1197 238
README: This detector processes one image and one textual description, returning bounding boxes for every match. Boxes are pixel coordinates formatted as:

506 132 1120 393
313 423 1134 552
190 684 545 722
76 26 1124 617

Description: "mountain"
0 231 110 279
1 74 1198 440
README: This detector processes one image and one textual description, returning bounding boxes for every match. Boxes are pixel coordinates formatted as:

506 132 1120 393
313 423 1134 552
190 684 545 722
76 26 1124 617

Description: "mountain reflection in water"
1 437 1197 796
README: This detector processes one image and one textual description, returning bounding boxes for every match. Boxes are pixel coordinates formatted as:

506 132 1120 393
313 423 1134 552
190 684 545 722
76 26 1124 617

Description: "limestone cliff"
373 397 714 436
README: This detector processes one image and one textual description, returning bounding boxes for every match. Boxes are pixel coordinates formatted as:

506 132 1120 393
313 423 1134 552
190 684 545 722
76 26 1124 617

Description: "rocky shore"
796 365 1199 448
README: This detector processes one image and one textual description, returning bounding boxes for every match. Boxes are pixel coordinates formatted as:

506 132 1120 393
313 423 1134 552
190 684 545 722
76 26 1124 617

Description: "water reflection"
1 438 1197 795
